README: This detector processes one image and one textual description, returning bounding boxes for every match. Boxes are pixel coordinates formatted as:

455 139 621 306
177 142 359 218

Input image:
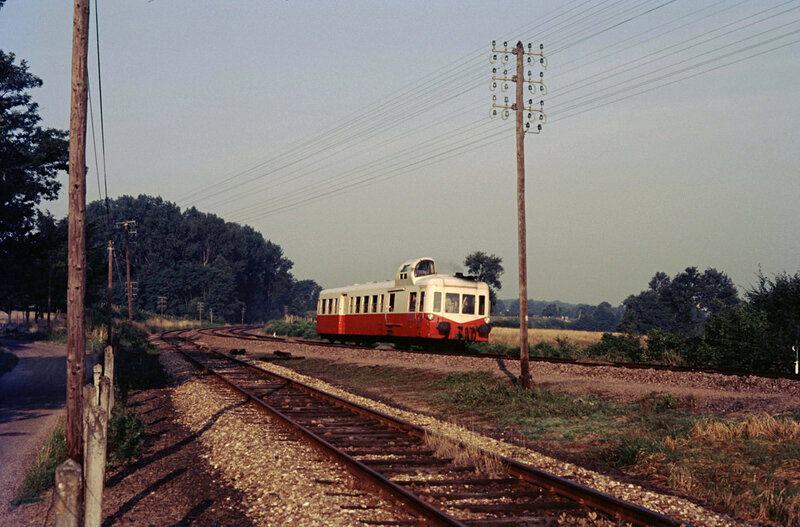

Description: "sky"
2 0 799 305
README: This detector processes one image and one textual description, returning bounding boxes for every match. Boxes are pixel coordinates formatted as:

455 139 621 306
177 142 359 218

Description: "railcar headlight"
484 317 491 324
426 313 434 321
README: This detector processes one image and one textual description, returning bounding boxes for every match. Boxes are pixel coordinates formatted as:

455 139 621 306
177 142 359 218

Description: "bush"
108 404 146 464
0 347 19 377
114 321 167 395
585 333 646 362
264 319 318 339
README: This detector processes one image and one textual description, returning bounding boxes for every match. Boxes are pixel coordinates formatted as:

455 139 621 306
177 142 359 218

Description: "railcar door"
338 294 346 334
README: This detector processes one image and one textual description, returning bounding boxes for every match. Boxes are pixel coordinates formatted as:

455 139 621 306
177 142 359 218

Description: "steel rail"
206 325 800 381
162 331 464 526
164 330 690 527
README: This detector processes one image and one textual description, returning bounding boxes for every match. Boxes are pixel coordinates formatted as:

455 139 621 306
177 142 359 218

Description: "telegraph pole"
157 296 167 319
117 220 136 321
197 302 204 324
107 240 113 344
490 40 547 389
66 0 90 461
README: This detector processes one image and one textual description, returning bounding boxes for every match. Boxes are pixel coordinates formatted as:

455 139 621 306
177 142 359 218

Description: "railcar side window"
372 295 378 313
445 293 459 314
355 297 361 314
419 292 425 313
348 297 353 314
433 292 442 312
379 294 384 313
329 298 334 314
408 292 417 312
388 293 395 312
362 296 368 313
462 294 475 315
334 298 338 314
479 295 486 316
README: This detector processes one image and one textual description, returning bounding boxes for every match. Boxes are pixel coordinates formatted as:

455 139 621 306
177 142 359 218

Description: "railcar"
316 257 491 347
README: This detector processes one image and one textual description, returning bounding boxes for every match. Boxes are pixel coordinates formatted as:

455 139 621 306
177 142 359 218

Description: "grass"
489 327 612 349
141 316 202 334
0 345 19 377
274 357 799 526
12 420 67 506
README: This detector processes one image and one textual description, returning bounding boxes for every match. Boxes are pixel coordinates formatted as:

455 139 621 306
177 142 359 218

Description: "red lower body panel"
316 313 490 342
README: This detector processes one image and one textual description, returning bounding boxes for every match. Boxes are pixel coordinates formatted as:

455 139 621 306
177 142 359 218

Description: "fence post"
55 459 82 527
82 384 94 465
98 377 111 418
83 405 107 527
92 364 102 403
103 346 115 411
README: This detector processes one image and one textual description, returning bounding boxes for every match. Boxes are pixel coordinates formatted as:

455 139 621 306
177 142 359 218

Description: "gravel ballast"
160 350 417 526
194 332 757 526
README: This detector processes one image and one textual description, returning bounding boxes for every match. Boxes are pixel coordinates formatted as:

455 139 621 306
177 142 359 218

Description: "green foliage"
80 195 321 323
0 346 19 377
12 422 66 505
264 319 318 339
107 404 146 464
0 50 69 318
619 267 739 336
585 332 647 362
114 321 167 394
464 251 503 308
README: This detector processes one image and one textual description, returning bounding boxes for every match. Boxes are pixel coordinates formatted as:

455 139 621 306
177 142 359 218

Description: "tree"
0 51 68 244
0 51 68 316
618 267 739 336
464 251 503 308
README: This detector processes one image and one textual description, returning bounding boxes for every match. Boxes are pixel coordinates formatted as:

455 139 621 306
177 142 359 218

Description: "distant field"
489 327 614 348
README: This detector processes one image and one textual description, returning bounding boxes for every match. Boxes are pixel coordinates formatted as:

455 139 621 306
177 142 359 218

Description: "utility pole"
197 301 204 324
66 0 90 461
490 40 547 389
47 253 52 335
209 307 213 325
157 296 167 319
107 240 113 344
117 220 136 321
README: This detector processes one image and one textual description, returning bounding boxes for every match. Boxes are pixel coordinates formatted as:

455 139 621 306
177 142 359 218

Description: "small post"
82 384 95 469
794 344 799 375
83 405 107 527
55 459 82 527
92 364 102 402
103 346 115 411
98 377 111 417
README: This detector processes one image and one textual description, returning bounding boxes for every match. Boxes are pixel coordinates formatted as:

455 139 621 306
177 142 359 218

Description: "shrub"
585 333 646 362
264 319 318 339
107 405 146 464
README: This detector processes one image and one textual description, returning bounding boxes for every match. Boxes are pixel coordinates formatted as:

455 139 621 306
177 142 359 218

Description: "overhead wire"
228 3 800 220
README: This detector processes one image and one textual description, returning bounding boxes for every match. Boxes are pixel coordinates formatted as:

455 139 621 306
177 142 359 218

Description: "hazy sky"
3 1 799 305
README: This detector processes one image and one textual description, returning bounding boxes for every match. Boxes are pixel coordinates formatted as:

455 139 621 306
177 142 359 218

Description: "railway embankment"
197 329 800 526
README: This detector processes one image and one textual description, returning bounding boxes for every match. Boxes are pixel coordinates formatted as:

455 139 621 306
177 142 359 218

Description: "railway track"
205 325 800 381
162 329 688 526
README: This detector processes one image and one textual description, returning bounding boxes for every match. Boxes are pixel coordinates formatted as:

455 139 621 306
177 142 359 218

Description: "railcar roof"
319 274 486 296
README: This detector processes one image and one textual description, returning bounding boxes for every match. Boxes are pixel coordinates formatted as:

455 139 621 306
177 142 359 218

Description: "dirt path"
0 339 90 512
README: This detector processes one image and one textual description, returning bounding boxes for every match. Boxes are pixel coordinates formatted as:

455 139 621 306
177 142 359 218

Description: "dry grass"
142 317 202 333
489 326 613 348
423 431 506 477
688 413 800 443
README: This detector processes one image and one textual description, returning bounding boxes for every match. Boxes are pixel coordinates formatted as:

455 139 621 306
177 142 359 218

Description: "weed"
108 404 146 464
12 421 66 506
264 319 318 339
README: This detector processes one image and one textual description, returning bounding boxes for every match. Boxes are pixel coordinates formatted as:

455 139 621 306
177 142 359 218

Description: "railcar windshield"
414 259 435 277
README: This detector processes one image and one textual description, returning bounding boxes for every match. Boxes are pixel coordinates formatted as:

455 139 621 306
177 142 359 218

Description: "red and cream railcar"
316 258 491 346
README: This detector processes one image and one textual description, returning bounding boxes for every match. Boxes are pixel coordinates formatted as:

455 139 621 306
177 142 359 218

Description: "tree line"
0 49 319 324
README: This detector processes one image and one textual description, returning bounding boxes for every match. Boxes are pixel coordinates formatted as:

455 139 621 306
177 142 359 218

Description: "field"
489 326 614 348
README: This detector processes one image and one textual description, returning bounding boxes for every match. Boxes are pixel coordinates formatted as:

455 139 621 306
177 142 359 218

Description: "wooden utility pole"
513 42 532 389
124 223 133 321
66 0 90 461
490 40 547 390
107 240 113 344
